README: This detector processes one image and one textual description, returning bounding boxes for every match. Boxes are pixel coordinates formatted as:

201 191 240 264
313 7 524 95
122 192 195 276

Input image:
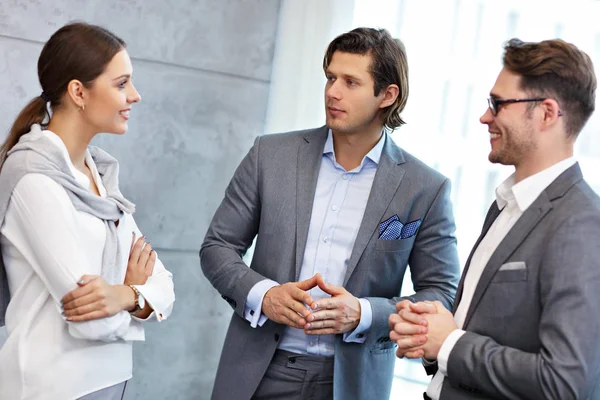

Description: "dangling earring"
79 103 85 113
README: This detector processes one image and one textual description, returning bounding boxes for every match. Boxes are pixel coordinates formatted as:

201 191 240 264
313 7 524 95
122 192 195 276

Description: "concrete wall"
0 1 280 398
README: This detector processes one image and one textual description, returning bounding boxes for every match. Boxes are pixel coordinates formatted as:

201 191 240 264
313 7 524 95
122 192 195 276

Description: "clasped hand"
262 273 362 335
388 300 457 360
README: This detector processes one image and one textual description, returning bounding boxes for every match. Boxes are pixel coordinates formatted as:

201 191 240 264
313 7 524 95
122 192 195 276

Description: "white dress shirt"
427 157 576 399
244 130 385 356
0 130 175 400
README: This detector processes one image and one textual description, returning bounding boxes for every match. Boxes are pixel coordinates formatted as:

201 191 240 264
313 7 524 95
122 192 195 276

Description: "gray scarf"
0 124 135 326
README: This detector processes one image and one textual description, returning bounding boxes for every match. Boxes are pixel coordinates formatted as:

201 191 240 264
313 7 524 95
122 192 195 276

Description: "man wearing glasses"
390 38 600 399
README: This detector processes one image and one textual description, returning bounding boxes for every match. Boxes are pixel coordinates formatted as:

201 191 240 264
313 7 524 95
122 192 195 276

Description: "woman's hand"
61 276 135 322
61 234 156 321
124 234 155 286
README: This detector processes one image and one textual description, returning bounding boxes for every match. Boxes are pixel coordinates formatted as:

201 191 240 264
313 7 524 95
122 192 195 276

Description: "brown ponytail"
0 97 49 168
0 21 125 170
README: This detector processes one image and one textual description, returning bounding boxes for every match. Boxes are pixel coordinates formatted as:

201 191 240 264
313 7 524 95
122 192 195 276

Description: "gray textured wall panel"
0 1 280 398
92 60 267 250
0 0 280 81
123 250 232 400
0 36 41 134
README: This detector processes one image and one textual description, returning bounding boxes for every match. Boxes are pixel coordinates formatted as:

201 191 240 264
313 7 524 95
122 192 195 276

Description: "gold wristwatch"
128 285 145 314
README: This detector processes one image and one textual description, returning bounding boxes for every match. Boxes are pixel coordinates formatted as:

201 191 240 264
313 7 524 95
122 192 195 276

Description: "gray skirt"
78 381 127 400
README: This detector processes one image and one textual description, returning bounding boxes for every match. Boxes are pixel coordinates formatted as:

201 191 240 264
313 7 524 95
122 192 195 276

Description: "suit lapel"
452 203 501 313
461 163 583 327
343 134 406 285
295 126 329 280
462 197 552 327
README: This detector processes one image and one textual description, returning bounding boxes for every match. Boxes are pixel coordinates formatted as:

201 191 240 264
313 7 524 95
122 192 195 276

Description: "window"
266 1 600 396
351 0 600 396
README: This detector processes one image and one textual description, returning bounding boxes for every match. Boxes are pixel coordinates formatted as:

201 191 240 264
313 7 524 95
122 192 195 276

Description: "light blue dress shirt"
244 129 385 356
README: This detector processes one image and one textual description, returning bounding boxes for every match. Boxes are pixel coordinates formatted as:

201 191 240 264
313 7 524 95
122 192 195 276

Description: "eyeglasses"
487 97 546 116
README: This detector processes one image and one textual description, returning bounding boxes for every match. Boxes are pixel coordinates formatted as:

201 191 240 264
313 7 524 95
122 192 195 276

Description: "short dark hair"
503 38 596 137
323 27 409 130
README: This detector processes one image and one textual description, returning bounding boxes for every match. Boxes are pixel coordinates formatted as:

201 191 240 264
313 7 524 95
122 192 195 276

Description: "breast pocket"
375 237 415 252
491 269 527 283
485 268 529 318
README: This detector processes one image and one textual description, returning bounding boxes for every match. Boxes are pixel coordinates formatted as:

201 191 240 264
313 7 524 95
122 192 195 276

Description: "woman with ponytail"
0 22 175 400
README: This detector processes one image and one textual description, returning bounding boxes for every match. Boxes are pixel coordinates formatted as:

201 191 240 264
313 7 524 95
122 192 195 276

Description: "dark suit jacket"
438 164 600 399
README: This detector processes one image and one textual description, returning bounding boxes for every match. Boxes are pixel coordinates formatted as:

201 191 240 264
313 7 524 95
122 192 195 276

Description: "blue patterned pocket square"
379 215 399 235
378 216 422 240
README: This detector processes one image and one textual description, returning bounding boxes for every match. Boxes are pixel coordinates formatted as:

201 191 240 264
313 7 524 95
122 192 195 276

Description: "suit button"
274 333 280 342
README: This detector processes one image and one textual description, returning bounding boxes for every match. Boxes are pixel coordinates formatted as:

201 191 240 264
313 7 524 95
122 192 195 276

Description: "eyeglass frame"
487 96 563 116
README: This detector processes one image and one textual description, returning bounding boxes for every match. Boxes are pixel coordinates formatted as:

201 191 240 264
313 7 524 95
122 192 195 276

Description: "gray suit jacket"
438 164 600 399
201 126 460 400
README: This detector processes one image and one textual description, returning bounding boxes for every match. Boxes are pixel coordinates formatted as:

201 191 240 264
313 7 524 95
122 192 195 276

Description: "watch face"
138 294 146 309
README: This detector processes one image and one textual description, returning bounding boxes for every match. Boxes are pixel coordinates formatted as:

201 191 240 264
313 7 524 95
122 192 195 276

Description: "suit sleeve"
446 211 600 399
367 178 461 342
200 136 270 318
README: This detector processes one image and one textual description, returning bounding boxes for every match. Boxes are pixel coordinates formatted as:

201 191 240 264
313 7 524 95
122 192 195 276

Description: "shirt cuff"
131 271 175 322
132 282 167 322
343 298 372 343
131 313 155 322
422 357 437 367
437 329 466 376
129 292 157 323
245 279 279 328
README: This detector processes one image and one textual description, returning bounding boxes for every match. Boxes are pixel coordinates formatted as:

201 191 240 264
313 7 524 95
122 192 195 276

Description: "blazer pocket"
375 237 414 252
491 268 528 283
370 342 397 354
498 261 526 271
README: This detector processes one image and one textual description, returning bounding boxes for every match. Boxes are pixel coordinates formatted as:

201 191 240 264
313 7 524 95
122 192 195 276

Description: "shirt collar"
323 128 386 166
495 157 577 212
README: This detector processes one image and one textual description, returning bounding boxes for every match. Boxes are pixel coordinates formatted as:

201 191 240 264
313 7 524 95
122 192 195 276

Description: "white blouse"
0 130 175 400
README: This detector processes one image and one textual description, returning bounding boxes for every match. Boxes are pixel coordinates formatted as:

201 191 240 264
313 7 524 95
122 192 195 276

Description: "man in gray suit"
201 28 460 400
390 38 600 399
